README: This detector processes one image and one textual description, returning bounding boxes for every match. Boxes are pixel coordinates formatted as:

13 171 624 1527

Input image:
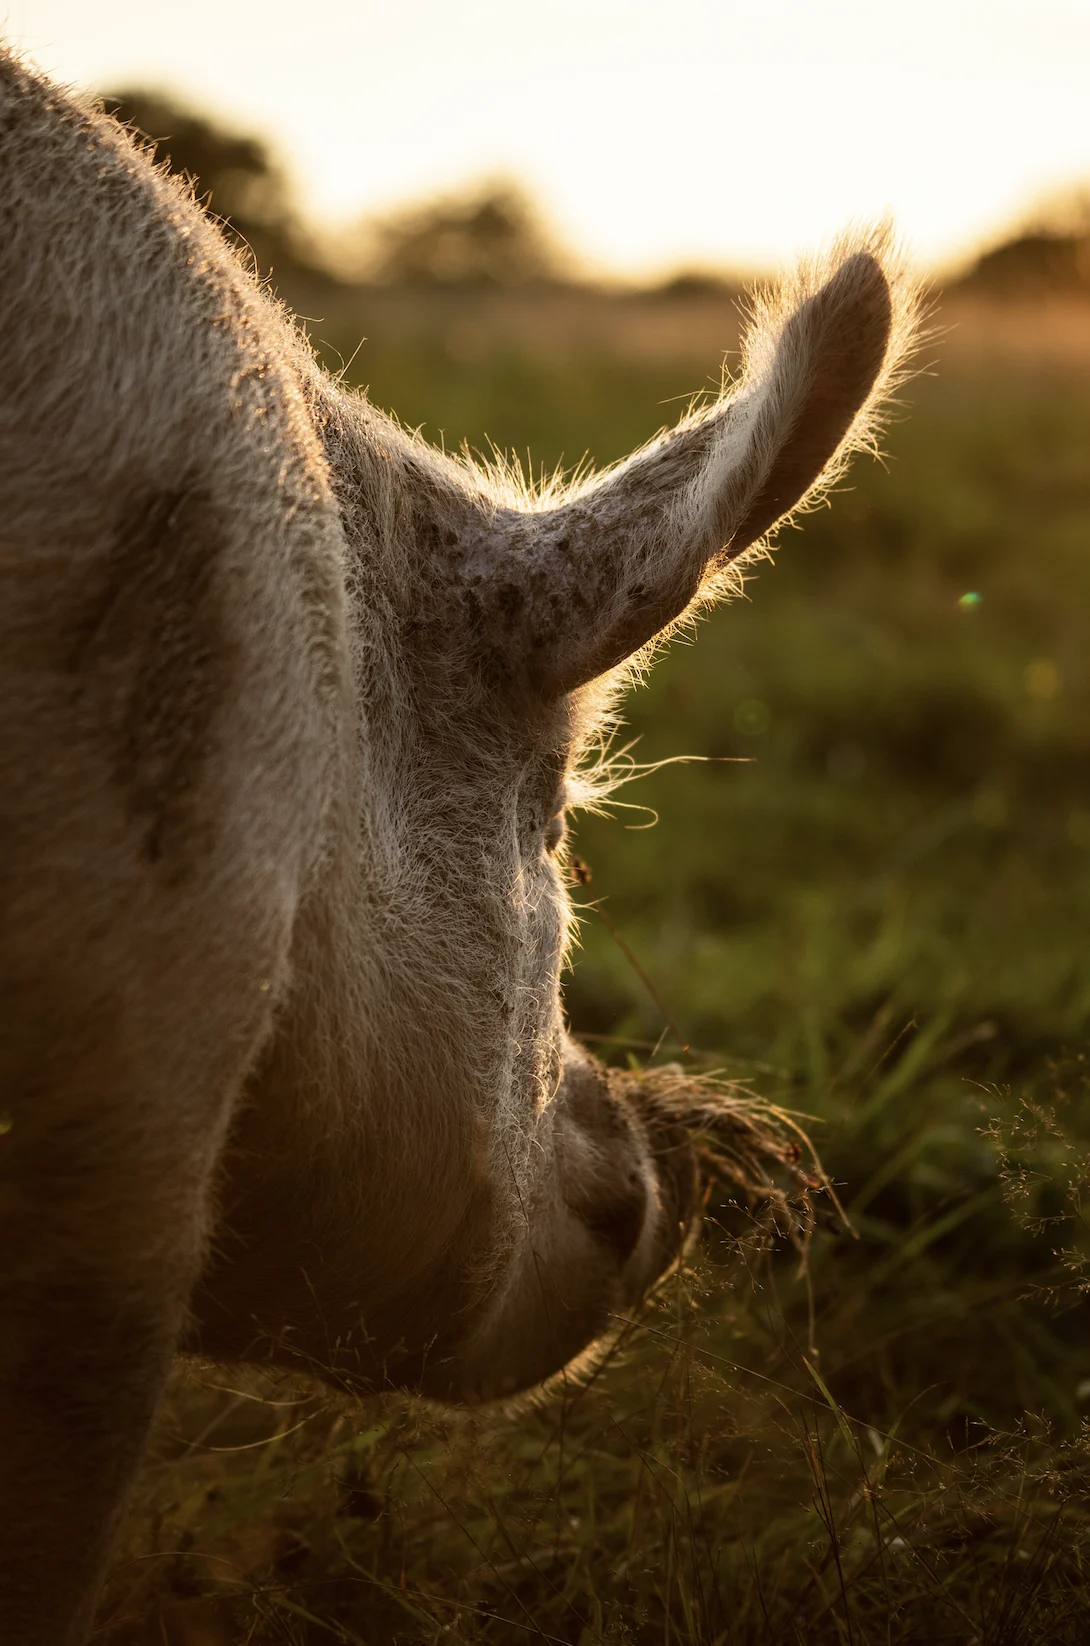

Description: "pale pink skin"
0 46 912 1645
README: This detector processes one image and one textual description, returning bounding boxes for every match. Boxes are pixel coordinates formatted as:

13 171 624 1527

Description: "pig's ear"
496 237 914 695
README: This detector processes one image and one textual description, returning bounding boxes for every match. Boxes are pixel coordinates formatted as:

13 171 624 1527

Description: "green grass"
569 372 1090 1067
98 307 1090 1644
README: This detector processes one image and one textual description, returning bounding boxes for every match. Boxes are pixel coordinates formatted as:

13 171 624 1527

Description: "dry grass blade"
614 1063 841 1261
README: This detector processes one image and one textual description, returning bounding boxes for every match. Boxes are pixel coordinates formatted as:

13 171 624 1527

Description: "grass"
97 295 1090 1644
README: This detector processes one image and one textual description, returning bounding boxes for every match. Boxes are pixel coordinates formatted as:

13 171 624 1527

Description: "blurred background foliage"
102 84 1090 303
99 87 1090 1646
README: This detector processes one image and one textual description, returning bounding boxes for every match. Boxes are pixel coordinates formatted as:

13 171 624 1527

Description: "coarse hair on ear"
458 226 918 697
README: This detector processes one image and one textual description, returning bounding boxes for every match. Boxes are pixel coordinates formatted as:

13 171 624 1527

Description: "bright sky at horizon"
4 0 1090 279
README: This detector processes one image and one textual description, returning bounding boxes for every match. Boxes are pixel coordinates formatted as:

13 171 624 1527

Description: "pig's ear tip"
836 248 890 301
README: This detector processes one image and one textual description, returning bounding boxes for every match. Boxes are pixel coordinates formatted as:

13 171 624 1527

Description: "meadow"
97 287 1090 1645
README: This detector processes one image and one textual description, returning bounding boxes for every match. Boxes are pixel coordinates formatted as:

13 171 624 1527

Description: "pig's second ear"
496 239 913 696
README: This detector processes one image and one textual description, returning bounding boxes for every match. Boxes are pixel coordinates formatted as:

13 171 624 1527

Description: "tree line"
102 87 1090 302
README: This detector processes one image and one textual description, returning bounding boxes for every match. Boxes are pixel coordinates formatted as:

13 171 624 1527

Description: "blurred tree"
957 189 1090 297
648 269 738 301
99 88 337 297
361 184 564 287
101 90 290 236
963 233 1090 296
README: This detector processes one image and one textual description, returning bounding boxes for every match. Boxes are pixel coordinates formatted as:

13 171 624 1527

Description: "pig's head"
311 240 912 1401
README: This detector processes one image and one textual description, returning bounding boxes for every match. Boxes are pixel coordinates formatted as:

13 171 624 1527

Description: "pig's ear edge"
519 227 922 696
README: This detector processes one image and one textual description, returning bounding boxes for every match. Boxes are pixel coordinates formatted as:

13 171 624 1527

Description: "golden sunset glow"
5 0 1090 276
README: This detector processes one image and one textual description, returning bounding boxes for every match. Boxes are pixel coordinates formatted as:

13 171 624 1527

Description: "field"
98 288 1090 1644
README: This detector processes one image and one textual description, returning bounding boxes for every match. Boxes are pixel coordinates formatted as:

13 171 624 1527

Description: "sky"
4 0 1090 280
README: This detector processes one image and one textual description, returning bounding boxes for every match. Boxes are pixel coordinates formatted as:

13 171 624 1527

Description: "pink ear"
476 237 911 696
721 252 893 553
